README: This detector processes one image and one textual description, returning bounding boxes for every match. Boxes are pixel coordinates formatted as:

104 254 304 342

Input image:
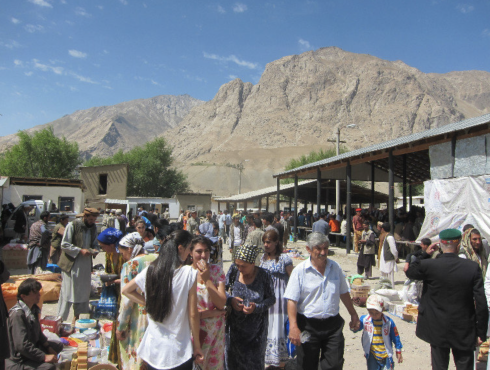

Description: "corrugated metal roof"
105 199 129 204
274 113 490 177
215 180 316 202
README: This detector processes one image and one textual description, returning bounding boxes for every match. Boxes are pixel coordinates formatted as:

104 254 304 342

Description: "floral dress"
196 264 226 370
117 254 158 370
260 254 293 366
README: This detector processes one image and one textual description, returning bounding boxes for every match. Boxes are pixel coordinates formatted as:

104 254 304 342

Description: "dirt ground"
10 241 486 370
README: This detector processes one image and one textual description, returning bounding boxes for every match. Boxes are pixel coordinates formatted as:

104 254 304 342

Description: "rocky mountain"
1 47 490 195
163 47 490 194
0 94 204 159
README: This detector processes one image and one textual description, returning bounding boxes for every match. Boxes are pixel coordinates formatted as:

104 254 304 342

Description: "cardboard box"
2 249 28 269
40 316 62 334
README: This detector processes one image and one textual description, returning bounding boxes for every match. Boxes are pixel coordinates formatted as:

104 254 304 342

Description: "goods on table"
40 315 62 334
478 340 489 362
77 342 88 370
402 303 419 322
10 273 62 282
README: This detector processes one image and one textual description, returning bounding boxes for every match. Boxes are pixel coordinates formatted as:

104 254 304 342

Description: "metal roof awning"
216 179 389 205
274 113 490 183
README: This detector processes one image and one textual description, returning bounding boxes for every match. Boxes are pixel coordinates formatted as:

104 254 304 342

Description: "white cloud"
217 5 226 14
203 52 258 69
483 29 490 37
75 7 91 17
233 3 247 13
68 49 87 58
457 4 474 13
14 59 23 66
25 71 34 76
1 40 22 49
97 5 104 10
103 49 109 54
120 0 128 5
11 18 21 24
70 86 78 91
229 74 238 80
60 0 67 4
298 38 314 52
71 72 98 84
25 24 44 33
33 59 64 74
29 0 53 8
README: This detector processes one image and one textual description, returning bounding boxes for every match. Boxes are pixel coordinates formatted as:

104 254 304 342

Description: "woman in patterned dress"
115 233 157 370
225 244 276 370
188 235 227 370
260 229 293 369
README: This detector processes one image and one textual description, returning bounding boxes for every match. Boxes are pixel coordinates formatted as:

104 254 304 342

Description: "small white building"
0 176 84 213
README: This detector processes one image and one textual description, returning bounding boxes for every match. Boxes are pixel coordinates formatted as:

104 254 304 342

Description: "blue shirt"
199 221 214 237
284 258 349 319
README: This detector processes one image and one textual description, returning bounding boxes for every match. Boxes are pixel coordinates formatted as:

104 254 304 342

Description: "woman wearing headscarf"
225 244 276 370
116 232 156 370
96 228 124 366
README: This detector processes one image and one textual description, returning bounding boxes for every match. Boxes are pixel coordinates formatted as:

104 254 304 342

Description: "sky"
1 0 489 137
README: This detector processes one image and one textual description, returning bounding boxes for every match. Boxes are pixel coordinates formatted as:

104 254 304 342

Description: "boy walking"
355 295 403 369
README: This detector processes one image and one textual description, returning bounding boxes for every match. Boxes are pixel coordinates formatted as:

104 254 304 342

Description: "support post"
325 181 329 213
316 168 321 215
276 177 281 215
294 175 298 242
346 162 352 254
389 150 395 233
218 202 221 212
371 161 375 208
266 197 269 212
409 184 413 209
244 201 248 212
289 197 292 212
403 154 407 212
258 198 262 213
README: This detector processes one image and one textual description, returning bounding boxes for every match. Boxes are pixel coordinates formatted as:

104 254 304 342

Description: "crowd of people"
2 204 490 370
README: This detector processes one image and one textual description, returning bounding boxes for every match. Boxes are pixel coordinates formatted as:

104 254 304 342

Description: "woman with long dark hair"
122 230 204 370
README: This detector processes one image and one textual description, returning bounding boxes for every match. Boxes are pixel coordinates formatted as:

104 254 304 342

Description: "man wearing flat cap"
406 228 488 370
57 208 100 321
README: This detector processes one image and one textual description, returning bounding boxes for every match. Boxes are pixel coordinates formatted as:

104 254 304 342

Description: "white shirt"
284 258 349 319
134 265 197 369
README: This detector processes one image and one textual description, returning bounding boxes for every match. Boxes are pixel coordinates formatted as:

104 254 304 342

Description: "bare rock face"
167 47 490 164
0 94 204 159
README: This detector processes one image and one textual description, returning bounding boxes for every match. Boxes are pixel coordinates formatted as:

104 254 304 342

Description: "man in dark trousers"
406 228 488 370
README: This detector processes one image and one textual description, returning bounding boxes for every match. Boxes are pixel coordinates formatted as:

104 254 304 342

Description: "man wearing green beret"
406 228 488 370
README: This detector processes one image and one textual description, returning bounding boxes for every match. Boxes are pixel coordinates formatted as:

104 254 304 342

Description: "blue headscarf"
97 228 124 246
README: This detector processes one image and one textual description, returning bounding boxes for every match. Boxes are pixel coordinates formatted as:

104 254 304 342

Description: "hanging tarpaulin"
418 175 490 242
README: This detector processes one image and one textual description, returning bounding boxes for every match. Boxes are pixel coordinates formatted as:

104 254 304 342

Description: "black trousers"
430 345 474 370
296 314 345 370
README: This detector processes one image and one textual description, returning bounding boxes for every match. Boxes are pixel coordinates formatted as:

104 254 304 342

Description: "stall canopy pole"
244 201 248 212
266 197 269 212
371 161 375 208
276 178 280 215
403 154 407 212
389 149 395 233
294 175 298 242
317 168 321 215
409 185 413 210
346 162 352 254
289 197 292 212
325 181 329 213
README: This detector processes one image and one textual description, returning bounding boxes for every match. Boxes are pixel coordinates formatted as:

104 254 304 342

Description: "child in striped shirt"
355 294 403 369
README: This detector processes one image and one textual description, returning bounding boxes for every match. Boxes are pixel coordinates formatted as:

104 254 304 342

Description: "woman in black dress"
225 244 275 370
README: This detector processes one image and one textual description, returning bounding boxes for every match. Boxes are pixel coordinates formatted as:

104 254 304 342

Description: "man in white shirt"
379 222 399 288
285 232 360 370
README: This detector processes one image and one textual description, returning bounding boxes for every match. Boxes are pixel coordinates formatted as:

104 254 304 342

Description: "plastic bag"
375 288 400 302
43 329 62 343
94 285 118 320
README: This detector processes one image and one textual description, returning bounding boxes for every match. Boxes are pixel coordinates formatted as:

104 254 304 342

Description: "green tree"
281 147 348 184
84 137 189 197
0 127 81 178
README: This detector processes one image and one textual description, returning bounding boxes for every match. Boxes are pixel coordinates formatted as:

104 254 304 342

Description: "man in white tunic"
379 222 398 288
57 208 99 321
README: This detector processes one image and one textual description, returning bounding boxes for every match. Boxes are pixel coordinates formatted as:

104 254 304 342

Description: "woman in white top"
122 230 204 370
